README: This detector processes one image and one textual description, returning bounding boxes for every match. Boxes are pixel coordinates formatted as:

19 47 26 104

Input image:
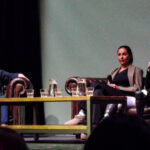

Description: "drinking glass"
54 88 62 97
71 87 79 96
26 89 34 98
86 87 94 96
40 89 48 97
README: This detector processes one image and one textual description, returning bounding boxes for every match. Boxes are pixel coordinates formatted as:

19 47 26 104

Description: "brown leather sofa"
65 76 150 119
65 76 107 118
5 77 31 125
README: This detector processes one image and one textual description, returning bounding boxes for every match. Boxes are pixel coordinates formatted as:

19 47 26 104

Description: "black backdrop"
0 0 44 124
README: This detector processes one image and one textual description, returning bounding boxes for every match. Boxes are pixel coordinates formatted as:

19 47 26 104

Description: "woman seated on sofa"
65 45 143 139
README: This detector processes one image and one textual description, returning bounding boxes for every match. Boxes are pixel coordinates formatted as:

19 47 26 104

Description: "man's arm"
0 70 29 86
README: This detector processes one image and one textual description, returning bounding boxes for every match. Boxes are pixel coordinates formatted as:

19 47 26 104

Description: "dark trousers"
81 81 134 123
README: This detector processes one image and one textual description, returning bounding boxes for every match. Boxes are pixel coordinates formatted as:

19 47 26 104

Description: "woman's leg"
95 83 134 118
91 82 119 120
104 104 118 117
92 89 106 123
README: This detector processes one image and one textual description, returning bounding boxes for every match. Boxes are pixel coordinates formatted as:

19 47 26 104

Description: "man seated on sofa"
136 62 150 118
0 69 29 125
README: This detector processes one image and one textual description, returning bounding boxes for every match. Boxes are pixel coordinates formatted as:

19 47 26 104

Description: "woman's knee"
94 89 103 96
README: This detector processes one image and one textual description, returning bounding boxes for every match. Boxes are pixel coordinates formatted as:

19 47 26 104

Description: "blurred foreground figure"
84 114 150 150
0 127 29 150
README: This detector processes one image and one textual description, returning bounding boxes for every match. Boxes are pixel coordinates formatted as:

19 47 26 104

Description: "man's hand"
18 73 29 81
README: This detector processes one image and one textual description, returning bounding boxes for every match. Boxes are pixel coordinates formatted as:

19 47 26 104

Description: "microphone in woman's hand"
107 75 113 83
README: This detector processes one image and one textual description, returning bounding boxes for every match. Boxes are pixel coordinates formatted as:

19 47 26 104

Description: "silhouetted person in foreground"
0 127 29 150
84 114 150 150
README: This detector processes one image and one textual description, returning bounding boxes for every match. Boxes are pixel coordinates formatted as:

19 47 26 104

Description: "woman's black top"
112 69 130 87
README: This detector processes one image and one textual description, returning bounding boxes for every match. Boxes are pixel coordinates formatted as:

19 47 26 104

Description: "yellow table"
0 96 91 137
0 96 127 139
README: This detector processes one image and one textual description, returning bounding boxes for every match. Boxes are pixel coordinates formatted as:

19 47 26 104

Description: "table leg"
86 99 92 137
33 103 39 141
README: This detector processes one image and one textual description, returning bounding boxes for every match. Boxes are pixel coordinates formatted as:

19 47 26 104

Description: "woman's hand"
108 83 118 89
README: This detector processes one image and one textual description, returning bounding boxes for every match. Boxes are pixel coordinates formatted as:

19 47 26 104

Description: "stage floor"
25 134 85 150
27 143 84 150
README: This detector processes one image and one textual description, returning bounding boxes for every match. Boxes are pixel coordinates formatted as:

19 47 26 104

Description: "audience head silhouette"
84 114 150 150
0 127 29 150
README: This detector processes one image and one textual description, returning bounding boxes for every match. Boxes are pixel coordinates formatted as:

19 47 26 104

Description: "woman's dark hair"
117 45 133 64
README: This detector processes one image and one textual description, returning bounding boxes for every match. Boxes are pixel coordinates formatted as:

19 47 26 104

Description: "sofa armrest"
6 77 30 98
5 77 31 125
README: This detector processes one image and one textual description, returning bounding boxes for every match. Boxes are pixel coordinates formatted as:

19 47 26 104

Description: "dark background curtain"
0 0 44 124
